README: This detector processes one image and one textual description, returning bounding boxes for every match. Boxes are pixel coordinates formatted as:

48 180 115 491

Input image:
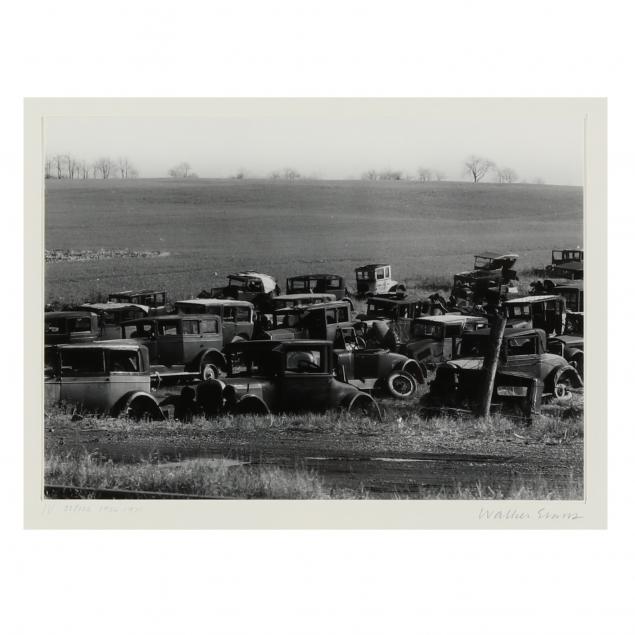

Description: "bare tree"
65 154 77 179
45 156 52 179
464 155 496 183
496 167 518 184
532 177 546 185
434 170 446 181
283 167 300 181
94 157 113 179
117 157 137 179
378 169 402 181
53 154 64 179
417 167 433 182
362 169 378 181
79 160 90 179
168 162 193 178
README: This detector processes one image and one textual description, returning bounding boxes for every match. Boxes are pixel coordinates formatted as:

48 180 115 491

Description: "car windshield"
411 322 443 339
366 302 395 318
123 323 155 338
272 311 302 329
285 349 324 373
506 304 531 318
460 335 489 357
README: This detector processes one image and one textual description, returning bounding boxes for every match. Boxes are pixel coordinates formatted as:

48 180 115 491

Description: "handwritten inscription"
479 508 583 521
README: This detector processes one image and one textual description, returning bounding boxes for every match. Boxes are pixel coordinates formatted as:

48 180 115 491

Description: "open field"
44 396 583 499
45 179 583 304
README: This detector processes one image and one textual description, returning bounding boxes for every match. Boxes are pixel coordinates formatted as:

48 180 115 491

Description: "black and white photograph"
38 98 594 504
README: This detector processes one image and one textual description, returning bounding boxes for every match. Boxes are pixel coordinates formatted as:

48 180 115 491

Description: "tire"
201 362 220 381
347 394 382 420
386 370 417 399
231 395 270 416
126 397 163 422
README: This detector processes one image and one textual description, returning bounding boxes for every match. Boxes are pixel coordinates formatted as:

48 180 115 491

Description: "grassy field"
45 178 583 304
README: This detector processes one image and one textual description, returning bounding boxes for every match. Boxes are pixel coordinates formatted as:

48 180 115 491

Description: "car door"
501 335 541 377
58 347 109 411
156 319 183 366
105 348 151 404
180 319 205 365
278 347 332 412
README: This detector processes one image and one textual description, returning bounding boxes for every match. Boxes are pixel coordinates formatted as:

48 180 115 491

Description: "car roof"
274 293 335 301
475 252 519 260
109 289 166 296
287 273 343 280
54 340 143 351
121 314 220 325
413 315 486 324
505 295 561 303
274 300 349 313
228 271 277 292
45 311 94 319
464 327 544 339
355 263 389 270
175 298 254 307
553 281 583 290
552 261 584 271
80 302 149 312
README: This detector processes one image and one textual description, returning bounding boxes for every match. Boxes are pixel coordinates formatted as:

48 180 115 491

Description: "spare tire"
386 370 417 399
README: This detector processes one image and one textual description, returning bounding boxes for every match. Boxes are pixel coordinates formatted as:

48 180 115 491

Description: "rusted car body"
45 341 164 420
203 340 382 418
504 295 565 335
443 328 582 396
354 264 404 296
121 314 225 380
453 252 519 303
334 347 425 399
108 289 168 314
174 298 254 346
80 302 149 339
399 314 489 369
550 281 583 335
286 274 349 300
546 249 584 280
201 271 278 312
260 301 362 345
45 311 100 346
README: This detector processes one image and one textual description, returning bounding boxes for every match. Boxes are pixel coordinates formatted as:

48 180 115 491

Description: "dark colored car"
200 271 278 312
45 341 164 420
446 328 582 396
286 274 350 300
546 249 583 280
121 314 225 380
80 302 149 339
270 293 337 311
504 295 565 335
108 289 168 314
547 334 584 379
453 252 519 303
45 311 100 346
174 299 255 347
204 340 382 418
400 315 489 369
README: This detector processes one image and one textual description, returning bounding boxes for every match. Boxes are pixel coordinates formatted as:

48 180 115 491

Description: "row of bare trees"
45 155 138 180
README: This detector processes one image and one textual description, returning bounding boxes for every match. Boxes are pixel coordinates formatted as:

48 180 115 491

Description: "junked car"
546 248 583 280
333 347 425 399
270 293 337 312
45 341 164 420
108 289 168 314
547 334 584 379
174 298 254 347
452 252 519 303
551 281 583 335
504 295 565 336
80 302 149 339
200 271 279 312
286 274 350 300
203 340 382 418
354 264 405 297
121 314 225 380
45 311 100 346
399 314 489 369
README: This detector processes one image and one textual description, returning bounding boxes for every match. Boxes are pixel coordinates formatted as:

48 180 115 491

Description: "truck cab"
354 264 403 296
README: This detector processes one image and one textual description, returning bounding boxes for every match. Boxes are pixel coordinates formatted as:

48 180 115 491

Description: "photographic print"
26 98 606 526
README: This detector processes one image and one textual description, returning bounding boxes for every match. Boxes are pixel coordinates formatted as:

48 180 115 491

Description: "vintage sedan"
45 311 100 346
270 293 337 312
121 314 225 380
45 341 164 420
108 289 168 314
80 302 150 339
504 295 566 335
203 340 382 418
201 271 279 312
285 274 350 300
547 334 584 379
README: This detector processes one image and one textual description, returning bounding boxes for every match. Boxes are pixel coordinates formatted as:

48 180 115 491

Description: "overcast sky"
44 99 586 185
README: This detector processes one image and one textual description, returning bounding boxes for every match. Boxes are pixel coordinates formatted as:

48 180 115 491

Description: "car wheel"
126 398 162 422
201 362 220 381
347 394 382 420
232 395 270 416
386 370 417 399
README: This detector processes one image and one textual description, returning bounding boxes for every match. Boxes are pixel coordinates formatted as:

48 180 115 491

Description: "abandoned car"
444 327 582 397
545 249 584 280
333 347 425 399
45 341 164 420
174 298 255 347
504 295 565 335
45 311 100 346
399 314 489 369
259 300 363 346
354 264 405 296
80 302 149 339
108 289 168 314
203 340 382 418
121 314 225 380
201 271 278 312
285 274 350 300
452 252 519 303
547 334 584 379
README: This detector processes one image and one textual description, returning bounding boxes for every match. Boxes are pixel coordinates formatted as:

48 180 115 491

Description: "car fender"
193 348 227 372
111 391 165 420
232 394 271 415
551 365 583 391
400 358 426 383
